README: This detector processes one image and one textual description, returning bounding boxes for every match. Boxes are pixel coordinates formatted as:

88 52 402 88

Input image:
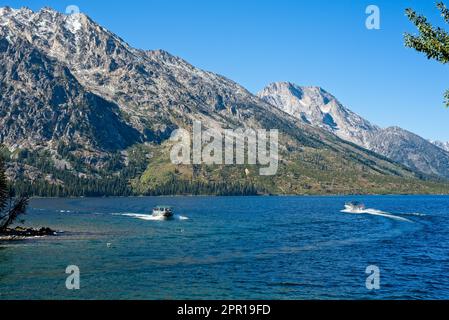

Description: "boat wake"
341 208 413 222
121 213 189 221
402 212 426 217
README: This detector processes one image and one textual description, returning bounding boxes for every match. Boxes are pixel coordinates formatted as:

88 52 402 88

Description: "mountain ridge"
431 140 449 152
258 81 449 179
258 82 381 148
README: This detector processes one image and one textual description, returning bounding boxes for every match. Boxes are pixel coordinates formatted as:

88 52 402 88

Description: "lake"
1 195 448 299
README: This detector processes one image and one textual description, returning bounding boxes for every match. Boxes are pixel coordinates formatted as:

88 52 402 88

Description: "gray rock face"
0 35 141 152
369 127 449 179
259 82 449 179
258 82 380 148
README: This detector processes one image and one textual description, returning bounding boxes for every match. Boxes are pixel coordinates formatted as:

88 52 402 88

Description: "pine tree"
0 155 29 233
405 2 449 106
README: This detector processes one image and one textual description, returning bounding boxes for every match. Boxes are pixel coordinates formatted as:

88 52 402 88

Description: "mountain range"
0 7 448 196
258 82 449 179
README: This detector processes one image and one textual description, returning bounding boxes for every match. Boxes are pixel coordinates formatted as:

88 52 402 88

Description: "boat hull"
152 207 174 219
344 203 366 213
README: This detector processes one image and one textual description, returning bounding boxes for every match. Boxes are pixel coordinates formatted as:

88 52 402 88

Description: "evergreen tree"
0 155 29 233
405 2 449 106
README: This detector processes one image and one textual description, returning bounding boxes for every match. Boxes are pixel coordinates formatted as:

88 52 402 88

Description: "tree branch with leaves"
404 2 449 106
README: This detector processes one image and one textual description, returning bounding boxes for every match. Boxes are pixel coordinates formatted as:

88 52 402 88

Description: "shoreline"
0 227 58 241
28 193 449 200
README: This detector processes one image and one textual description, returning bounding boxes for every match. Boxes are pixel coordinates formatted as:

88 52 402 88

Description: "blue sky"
2 0 449 141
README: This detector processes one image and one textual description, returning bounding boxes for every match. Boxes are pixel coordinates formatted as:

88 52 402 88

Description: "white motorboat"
344 201 366 213
152 206 174 219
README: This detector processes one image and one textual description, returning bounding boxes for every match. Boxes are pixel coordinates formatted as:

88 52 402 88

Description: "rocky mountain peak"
0 7 293 151
258 81 380 147
259 81 449 179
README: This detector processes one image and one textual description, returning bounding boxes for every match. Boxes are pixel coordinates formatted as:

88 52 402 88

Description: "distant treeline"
13 178 259 197
13 177 134 197
142 178 259 196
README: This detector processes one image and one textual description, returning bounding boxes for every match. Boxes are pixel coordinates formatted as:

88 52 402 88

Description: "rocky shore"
0 227 58 240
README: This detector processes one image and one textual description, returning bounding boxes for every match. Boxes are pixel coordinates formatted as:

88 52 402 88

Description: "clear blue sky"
2 0 449 141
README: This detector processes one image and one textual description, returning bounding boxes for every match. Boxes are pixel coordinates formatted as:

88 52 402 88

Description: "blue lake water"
1 195 449 300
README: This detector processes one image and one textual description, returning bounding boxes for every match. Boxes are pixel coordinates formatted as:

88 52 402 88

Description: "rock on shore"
0 226 58 240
